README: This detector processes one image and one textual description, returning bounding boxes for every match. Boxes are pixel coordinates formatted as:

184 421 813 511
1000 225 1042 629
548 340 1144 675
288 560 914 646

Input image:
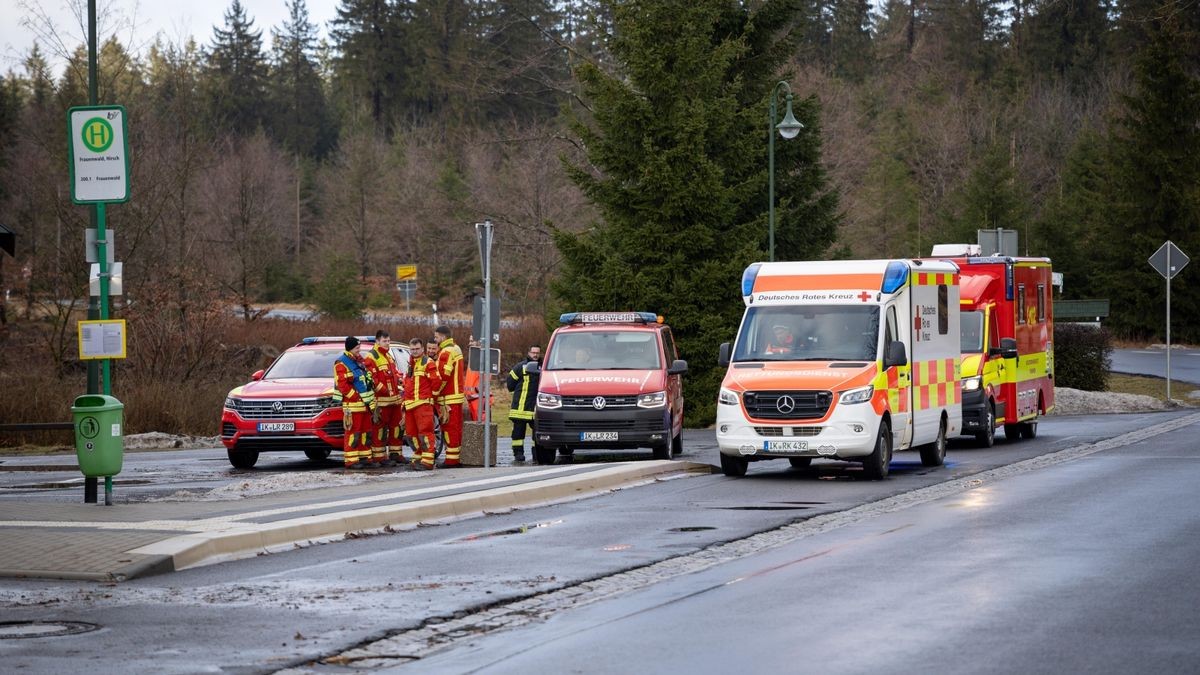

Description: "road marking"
301 412 1200 669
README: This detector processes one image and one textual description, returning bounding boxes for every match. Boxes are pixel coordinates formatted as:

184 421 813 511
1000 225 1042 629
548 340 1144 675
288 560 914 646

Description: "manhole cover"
669 526 717 532
0 621 100 639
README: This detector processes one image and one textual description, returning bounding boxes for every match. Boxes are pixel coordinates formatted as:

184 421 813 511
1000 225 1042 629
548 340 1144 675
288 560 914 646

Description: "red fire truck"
929 245 1055 446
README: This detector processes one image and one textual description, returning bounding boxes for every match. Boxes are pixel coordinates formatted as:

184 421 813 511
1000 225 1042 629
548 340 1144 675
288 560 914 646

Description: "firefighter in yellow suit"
365 329 404 465
433 326 466 467
333 336 379 470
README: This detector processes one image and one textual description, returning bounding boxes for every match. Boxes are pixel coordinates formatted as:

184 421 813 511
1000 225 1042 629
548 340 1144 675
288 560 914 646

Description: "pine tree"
1021 0 1111 85
205 0 269 135
268 0 335 157
330 0 401 130
1034 129 1111 300
953 142 1029 244
829 0 874 80
1100 9 1200 340
555 0 839 424
473 0 568 122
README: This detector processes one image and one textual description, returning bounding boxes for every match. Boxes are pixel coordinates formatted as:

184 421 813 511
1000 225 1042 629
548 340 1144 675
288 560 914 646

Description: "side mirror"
999 337 1018 360
668 359 688 375
718 342 731 368
883 341 908 368
524 362 541 375
251 369 265 381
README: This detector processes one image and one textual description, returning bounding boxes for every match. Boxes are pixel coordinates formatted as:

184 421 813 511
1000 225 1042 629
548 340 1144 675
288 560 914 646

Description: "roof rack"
558 312 661 325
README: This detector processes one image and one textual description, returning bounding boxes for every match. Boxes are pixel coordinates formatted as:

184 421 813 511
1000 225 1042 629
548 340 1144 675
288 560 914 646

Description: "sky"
0 0 341 74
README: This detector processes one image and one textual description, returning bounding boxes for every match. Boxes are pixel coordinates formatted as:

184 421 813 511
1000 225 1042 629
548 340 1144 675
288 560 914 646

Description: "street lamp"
768 81 803 262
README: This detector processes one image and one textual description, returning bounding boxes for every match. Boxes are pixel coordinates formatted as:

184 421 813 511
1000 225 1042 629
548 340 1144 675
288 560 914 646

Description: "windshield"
733 305 880 362
545 330 661 370
961 311 984 354
263 346 409 379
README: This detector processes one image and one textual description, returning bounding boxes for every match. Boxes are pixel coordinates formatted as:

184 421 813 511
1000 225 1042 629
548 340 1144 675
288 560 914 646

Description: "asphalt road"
422 412 1200 674
1110 346 1200 385
1 411 1194 673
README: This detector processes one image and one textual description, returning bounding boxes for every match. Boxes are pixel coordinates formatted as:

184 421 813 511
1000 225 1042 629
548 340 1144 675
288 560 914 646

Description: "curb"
128 461 714 577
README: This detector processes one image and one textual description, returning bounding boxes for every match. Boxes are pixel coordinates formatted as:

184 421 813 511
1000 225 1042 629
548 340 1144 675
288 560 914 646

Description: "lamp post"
768 81 803 262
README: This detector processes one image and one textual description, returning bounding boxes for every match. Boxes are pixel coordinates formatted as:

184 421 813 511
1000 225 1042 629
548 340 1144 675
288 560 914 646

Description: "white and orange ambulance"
716 259 961 479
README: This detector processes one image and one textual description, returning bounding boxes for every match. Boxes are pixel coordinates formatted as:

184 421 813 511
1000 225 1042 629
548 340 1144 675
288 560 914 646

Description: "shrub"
1054 323 1112 391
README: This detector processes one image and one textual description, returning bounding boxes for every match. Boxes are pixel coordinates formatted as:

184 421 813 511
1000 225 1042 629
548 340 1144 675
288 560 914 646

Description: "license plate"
764 440 808 452
581 432 618 441
258 422 295 432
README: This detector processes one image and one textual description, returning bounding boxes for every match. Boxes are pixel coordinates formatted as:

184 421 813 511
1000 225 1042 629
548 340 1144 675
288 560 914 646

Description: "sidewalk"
0 461 713 582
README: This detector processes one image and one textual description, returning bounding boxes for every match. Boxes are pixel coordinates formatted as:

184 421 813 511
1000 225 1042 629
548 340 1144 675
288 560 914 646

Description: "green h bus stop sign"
67 105 130 204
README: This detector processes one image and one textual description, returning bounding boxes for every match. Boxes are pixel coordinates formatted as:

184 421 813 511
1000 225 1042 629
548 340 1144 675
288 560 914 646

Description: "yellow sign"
396 264 418 281
78 319 127 360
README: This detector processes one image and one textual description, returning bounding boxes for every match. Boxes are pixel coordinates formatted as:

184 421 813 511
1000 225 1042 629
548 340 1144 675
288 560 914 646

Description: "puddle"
449 519 564 543
0 621 100 639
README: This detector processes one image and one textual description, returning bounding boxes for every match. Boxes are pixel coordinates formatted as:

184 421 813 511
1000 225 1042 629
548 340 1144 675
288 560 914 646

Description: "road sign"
468 346 502 376
472 296 500 343
68 106 130 204
85 228 115 265
1148 241 1189 280
396 264 418 281
89 262 123 296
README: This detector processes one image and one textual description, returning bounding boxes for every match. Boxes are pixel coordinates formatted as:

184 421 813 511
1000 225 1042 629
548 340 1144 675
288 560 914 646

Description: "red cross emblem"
857 291 872 302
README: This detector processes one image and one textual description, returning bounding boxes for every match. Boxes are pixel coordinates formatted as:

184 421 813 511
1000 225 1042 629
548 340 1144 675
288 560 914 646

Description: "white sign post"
1148 241 1190 401
69 107 130 204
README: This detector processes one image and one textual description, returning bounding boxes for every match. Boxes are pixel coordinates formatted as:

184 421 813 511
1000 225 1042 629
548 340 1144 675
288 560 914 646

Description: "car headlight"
637 391 667 408
224 396 240 411
839 385 874 405
718 388 740 406
962 376 982 392
537 392 562 409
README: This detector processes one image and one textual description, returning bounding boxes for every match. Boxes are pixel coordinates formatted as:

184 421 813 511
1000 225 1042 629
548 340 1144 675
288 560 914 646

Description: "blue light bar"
880 261 909 294
300 336 376 345
559 312 659 325
741 263 762 297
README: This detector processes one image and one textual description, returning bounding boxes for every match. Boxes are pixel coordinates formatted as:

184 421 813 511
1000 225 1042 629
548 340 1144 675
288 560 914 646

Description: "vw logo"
271 401 284 413
775 395 796 414
592 396 607 410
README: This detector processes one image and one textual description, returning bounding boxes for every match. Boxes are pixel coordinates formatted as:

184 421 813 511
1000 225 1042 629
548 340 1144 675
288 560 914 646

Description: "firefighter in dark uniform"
505 345 541 463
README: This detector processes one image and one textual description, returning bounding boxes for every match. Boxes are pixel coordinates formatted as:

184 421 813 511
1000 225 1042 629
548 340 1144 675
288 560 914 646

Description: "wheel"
227 449 259 469
533 444 557 466
788 457 812 469
1021 421 1038 439
920 415 947 467
304 448 332 462
720 453 748 477
652 441 672 460
1003 423 1023 441
671 432 683 456
975 403 996 448
861 421 892 480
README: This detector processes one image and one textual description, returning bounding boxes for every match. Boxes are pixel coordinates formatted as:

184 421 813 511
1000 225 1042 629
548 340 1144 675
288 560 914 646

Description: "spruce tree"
268 0 335 157
330 0 400 130
555 0 839 424
205 0 269 135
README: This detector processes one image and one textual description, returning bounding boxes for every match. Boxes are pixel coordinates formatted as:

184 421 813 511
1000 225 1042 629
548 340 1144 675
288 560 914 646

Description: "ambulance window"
938 285 949 335
1037 284 1046 322
886 306 898 346
1017 284 1027 324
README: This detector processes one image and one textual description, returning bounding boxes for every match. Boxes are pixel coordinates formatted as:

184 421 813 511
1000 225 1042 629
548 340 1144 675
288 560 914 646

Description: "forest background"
0 0 1198 434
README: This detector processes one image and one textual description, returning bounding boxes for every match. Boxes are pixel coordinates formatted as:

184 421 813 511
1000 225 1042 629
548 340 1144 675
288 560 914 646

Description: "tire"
788 457 813 469
1003 423 1023 441
671 432 683 456
652 442 672 460
227 449 259 469
975 403 996 448
720 453 748 477
533 444 557 466
304 449 332 462
1021 421 1038 439
861 421 892 480
920 415 948 467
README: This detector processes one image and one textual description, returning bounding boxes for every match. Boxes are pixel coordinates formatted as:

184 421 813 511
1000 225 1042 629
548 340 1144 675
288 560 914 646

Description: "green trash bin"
72 394 124 477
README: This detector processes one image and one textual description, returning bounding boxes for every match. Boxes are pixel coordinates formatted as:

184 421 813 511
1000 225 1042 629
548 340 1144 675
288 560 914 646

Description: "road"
1111 346 1200 385
2 411 1197 672
423 411 1200 674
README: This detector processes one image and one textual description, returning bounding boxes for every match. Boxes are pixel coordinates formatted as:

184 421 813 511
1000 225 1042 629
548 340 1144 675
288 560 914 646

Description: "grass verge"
1107 373 1199 403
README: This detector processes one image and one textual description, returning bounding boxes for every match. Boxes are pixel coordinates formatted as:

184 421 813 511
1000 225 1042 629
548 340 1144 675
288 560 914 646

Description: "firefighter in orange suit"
333 336 379 470
433 326 466 467
403 337 441 470
464 339 494 421
365 329 404 465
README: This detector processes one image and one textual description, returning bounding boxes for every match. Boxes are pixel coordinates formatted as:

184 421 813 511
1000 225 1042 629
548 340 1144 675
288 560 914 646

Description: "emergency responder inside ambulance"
433 325 465 468
506 345 541 463
333 336 380 470
765 324 796 355
365 329 403 466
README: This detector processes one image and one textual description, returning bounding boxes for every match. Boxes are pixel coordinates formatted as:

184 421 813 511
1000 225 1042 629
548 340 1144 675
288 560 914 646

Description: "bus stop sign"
1148 241 1189 280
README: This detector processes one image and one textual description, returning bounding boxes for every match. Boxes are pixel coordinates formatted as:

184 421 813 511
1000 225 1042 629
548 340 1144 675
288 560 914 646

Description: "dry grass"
1107 373 1200 402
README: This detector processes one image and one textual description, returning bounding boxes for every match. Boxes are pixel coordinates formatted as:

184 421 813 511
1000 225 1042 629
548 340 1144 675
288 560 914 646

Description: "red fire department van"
531 312 687 465
928 245 1055 445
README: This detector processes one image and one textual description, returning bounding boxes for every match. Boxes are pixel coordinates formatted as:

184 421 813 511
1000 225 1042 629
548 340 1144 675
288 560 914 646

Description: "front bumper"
220 408 344 453
715 399 879 460
960 388 987 432
534 406 672 450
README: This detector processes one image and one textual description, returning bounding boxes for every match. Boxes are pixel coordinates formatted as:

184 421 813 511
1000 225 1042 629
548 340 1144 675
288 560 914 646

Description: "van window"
1037 284 1046 322
1017 283 1026 324
661 328 677 362
886 305 898 347
733 305 880 362
545 330 661 370
938 285 949 335
961 311 983 353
